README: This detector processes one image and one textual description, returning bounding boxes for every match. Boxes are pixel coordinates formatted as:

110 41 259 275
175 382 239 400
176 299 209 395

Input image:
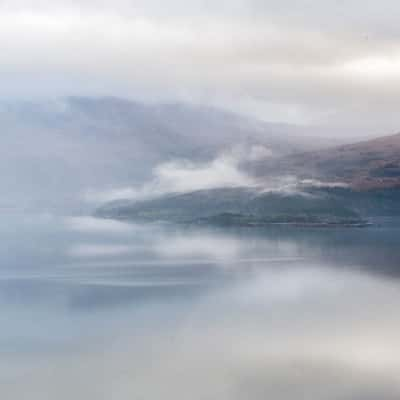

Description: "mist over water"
1 213 400 399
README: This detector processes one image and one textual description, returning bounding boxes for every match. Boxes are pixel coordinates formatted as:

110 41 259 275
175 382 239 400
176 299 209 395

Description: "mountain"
0 97 316 211
97 132 400 226
253 132 400 190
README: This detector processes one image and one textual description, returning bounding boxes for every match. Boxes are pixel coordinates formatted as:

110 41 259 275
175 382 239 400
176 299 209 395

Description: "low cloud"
257 176 349 197
84 146 266 203
84 145 349 204
299 179 349 189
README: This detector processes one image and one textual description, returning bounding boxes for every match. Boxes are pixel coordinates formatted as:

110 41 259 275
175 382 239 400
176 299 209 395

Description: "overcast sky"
1 0 400 133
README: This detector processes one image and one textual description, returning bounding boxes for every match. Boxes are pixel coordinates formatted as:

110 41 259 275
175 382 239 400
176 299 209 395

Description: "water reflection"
1 214 400 399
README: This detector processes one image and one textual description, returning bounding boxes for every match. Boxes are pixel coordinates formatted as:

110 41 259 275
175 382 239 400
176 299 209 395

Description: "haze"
2 3 400 399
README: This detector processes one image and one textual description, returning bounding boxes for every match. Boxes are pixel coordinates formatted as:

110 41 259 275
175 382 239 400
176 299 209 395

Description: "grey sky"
1 0 400 133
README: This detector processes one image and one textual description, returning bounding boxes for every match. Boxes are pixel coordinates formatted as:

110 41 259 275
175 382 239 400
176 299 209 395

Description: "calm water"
1 213 400 399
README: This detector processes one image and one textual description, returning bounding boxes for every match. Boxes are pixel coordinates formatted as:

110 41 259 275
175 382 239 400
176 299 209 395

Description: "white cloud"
84 147 260 203
152 154 253 192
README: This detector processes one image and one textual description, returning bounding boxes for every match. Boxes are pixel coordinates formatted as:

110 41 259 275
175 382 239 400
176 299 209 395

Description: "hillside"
96 187 373 226
254 132 400 190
